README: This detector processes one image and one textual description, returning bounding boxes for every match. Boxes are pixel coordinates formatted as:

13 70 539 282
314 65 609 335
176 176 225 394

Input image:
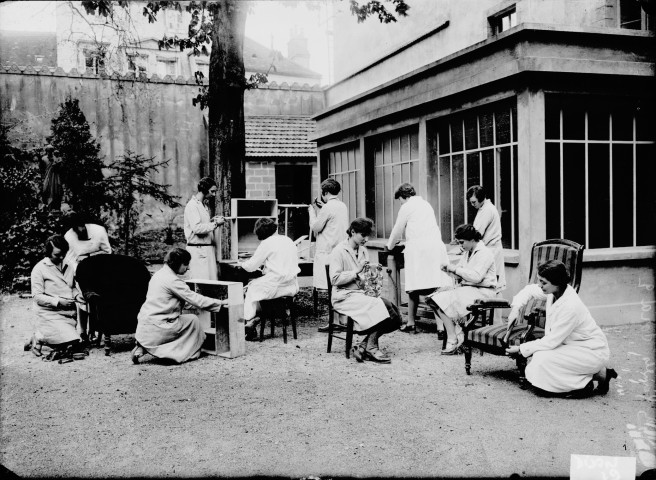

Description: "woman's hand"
212 216 225 227
58 297 76 310
356 260 369 274
505 345 521 356
442 263 455 274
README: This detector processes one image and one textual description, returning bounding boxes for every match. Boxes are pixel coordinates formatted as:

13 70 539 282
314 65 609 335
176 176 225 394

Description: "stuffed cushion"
468 324 545 349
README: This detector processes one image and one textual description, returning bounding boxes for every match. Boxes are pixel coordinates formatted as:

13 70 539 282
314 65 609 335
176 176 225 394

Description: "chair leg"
442 331 448 350
313 287 318 317
282 303 288 344
259 312 266 342
270 309 275 338
517 356 528 389
327 309 334 353
104 334 111 356
464 343 472 375
289 298 297 340
345 317 354 359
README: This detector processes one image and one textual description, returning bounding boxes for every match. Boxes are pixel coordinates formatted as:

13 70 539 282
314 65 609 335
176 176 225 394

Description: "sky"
0 0 333 83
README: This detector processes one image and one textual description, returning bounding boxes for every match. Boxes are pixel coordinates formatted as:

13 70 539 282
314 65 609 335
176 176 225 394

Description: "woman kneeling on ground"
30 235 88 363
426 224 497 355
329 217 401 363
505 260 617 398
132 248 226 365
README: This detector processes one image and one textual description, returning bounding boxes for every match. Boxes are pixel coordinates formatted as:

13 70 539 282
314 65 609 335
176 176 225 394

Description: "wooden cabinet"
185 279 245 358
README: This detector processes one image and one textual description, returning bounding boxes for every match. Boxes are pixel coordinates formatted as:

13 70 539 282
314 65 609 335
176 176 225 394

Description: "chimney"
287 26 309 70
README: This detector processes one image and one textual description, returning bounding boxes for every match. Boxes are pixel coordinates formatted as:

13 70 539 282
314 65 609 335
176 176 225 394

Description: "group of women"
29 179 617 398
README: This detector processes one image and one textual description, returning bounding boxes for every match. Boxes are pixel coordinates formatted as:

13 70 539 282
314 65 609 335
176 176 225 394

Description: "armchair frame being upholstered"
76 254 151 356
324 264 359 358
462 239 585 387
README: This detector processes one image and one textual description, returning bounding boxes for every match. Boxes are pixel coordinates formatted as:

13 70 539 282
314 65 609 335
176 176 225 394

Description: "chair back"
76 254 151 335
325 264 333 309
527 239 584 292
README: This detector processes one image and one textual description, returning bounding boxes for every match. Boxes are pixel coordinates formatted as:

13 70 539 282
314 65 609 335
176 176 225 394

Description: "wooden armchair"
462 239 584 386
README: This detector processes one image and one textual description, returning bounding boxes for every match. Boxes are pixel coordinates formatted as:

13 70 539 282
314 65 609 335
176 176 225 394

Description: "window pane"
451 119 463 152
375 166 385 237
499 147 512 249
545 100 560 140
482 148 496 202
349 172 357 217
612 105 633 141
464 115 478 150
563 105 585 140
374 144 383 166
411 161 419 185
391 136 400 164
400 134 410 162
495 109 511 144
612 144 634 246
410 131 419 159
383 138 391 164
562 144 586 245
401 162 411 184
620 0 642 29
466 152 480 222
438 125 450 154
439 156 452 242
349 147 356 170
511 104 517 142
588 106 610 141
636 103 655 141
545 144 561 239
480 112 494 147
636 144 656 245
452 154 465 232
587 144 611 248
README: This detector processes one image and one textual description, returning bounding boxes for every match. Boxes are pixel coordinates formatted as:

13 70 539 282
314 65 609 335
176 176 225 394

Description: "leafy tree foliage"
0 126 65 290
47 96 109 218
104 151 181 255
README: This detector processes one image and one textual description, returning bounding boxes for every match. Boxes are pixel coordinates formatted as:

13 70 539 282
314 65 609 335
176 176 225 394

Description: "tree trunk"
209 0 248 260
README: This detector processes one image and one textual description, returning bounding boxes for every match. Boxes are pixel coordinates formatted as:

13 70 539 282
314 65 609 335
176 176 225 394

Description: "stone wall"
0 65 324 229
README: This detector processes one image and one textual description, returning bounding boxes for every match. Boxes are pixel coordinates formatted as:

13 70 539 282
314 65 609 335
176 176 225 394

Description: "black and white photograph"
0 0 654 478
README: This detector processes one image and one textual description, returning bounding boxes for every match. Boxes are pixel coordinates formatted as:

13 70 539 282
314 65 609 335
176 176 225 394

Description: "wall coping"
0 64 321 90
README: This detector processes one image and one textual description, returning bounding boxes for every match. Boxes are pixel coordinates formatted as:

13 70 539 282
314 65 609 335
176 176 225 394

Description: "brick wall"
245 161 276 199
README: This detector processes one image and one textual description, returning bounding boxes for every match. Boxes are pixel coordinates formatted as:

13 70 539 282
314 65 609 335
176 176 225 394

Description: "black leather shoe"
595 368 618 395
564 380 594 399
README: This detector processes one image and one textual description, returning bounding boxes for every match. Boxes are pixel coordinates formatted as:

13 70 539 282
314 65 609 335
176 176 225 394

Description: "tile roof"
245 115 317 158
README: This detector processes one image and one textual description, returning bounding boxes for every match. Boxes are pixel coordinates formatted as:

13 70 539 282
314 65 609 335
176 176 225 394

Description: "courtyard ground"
1 287 654 479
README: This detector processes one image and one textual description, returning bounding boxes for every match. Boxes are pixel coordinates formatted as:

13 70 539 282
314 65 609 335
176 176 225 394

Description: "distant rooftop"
0 30 321 80
245 115 317 157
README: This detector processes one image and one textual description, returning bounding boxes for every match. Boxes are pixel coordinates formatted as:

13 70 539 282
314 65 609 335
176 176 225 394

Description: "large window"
615 0 655 31
366 129 420 238
324 143 360 221
545 96 655 248
434 101 519 248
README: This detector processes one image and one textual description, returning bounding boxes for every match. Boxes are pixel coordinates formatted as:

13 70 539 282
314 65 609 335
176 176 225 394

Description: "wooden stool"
259 296 297 343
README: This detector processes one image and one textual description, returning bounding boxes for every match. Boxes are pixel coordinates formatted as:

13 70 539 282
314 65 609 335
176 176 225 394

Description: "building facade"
313 0 655 325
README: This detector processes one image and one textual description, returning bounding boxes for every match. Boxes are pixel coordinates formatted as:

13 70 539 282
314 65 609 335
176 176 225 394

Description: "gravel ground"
1 287 654 479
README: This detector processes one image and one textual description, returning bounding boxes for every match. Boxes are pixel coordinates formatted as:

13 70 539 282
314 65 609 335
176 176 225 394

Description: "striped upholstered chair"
462 239 584 387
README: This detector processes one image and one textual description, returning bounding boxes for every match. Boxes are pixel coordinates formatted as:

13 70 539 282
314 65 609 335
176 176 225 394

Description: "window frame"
488 5 517 36
545 96 655 249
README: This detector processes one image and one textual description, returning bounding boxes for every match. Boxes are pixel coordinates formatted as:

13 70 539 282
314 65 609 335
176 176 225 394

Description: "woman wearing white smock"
427 224 497 354
505 260 617 398
309 178 349 332
240 218 300 336
467 185 506 291
330 218 402 363
30 235 86 361
386 183 451 333
133 248 225 364
184 177 224 280
63 212 112 343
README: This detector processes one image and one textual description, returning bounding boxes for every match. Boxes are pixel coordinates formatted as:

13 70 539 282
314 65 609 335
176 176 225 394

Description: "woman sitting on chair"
132 248 225 365
426 224 497 355
329 217 401 363
505 260 616 398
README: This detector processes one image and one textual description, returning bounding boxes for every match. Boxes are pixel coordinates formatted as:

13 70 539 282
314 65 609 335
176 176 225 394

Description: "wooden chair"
462 239 585 386
324 264 358 358
259 296 297 343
